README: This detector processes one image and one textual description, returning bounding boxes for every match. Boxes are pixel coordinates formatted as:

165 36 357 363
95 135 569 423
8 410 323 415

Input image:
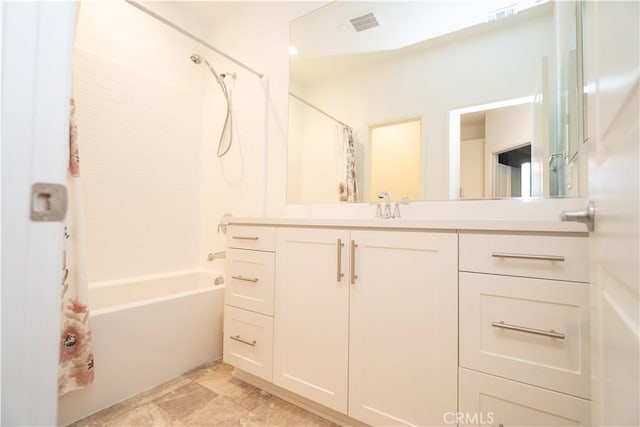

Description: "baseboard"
233 369 367 427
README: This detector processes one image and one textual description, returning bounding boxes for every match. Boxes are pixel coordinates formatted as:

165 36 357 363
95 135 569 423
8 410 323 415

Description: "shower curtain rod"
124 0 264 79
289 92 352 130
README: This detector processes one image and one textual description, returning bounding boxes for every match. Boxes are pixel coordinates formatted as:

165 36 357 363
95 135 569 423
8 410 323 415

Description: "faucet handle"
375 204 383 218
392 203 401 219
383 203 391 218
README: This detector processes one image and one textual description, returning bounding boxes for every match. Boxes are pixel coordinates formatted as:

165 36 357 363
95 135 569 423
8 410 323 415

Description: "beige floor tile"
153 382 218 420
185 360 231 382
127 375 193 408
67 400 133 427
298 411 342 427
251 396 309 426
182 360 224 381
230 384 273 412
102 402 173 427
179 395 262 426
67 362 337 427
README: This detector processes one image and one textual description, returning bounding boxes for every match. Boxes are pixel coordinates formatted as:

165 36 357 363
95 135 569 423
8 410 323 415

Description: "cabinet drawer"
227 225 275 252
460 272 590 398
459 368 590 426
459 233 589 282
225 249 275 316
223 306 273 381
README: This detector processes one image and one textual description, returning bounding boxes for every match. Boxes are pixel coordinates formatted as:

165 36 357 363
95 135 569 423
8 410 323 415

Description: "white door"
584 1 640 425
348 230 458 426
273 228 350 413
1 2 77 425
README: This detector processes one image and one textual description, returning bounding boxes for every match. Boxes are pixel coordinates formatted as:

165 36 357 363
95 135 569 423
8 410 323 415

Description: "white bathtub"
57 270 224 426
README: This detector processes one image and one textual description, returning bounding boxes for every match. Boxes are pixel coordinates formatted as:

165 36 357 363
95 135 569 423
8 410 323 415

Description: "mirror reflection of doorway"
494 144 532 198
369 119 421 202
456 98 535 199
459 112 485 199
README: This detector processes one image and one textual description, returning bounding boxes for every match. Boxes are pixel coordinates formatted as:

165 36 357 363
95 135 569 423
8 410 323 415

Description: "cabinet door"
349 230 458 426
273 228 350 413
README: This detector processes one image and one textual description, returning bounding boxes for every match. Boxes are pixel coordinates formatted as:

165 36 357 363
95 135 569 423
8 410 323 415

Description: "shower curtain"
340 126 358 202
58 98 94 395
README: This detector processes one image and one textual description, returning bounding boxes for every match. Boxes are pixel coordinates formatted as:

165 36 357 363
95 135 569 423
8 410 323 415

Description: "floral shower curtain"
58 98 95 395
339 126 358 202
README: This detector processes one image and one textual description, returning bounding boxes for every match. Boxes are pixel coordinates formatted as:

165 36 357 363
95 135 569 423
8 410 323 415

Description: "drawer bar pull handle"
337 239 345 282
232 236 259 241
350 240 358 285
491 252 565 262
230 335 256 346
491 321 565 339
232 275 259 283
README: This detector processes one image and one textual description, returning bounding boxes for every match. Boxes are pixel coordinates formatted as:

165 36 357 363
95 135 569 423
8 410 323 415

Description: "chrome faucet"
378 191 391 218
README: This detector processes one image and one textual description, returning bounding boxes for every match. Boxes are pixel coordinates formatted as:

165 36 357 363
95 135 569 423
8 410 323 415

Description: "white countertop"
228 217 589 234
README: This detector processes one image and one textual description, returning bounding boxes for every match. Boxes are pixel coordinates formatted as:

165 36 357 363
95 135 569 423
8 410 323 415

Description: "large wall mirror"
287 0 584 203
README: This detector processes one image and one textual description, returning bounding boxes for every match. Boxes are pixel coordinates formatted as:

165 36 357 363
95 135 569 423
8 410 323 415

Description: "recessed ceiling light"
288 45 298 56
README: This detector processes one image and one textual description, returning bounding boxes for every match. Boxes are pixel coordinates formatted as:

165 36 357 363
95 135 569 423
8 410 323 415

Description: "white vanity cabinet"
273 227 458 425
223 225 276 381
221 220 591 426
458 231 591 426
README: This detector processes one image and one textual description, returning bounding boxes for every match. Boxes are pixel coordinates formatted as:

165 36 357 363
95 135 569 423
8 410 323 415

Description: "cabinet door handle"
337 239 345 282
491 321 565 339
491 252 565 262
230 335 256 346
232 236 259 241
350 240 358 284
232 275 259 283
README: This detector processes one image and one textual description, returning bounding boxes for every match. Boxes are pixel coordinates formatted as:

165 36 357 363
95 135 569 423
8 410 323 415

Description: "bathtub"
57 270 224 426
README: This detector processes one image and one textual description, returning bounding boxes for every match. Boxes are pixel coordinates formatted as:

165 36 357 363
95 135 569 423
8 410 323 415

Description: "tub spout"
208 251 226 261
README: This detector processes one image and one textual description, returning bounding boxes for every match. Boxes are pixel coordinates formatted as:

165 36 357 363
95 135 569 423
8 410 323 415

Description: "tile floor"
69 362 339 427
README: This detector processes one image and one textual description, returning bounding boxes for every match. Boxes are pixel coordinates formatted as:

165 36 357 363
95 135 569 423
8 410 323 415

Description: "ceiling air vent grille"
349 12 380 32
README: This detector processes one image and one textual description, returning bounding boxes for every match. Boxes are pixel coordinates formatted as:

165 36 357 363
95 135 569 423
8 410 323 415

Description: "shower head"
190 53 224 83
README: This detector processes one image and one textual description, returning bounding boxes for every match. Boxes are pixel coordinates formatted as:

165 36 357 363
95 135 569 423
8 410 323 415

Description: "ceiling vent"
349 12 380 32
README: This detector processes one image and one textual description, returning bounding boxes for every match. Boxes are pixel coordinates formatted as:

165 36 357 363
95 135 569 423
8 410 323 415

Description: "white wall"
197 1 326 222
74 2 208 283
293 6 554 201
